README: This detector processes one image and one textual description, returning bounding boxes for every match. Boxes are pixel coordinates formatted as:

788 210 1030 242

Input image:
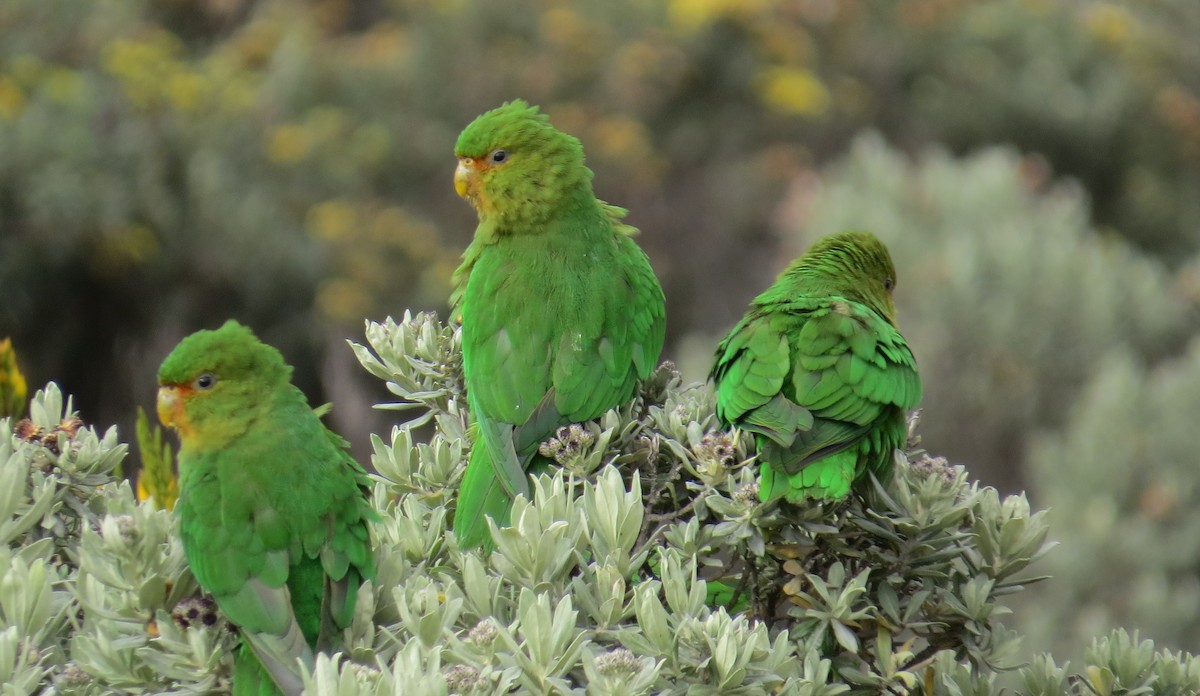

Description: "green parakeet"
450 100 666 548
157 320 374 695
711 231 921 503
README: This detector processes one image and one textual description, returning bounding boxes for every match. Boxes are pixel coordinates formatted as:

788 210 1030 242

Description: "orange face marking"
156 384 196 440
454 156 496 207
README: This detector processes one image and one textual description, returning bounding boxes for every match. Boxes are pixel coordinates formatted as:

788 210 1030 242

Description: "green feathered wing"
453 215 665 549
712 297 921 502
176 390 375 696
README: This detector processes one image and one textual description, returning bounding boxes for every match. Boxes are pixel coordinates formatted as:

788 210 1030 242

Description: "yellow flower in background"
669 0 769 33
267 123 314 164
306 106 347 143
217 73 259 113
353 22 411 65
0 338 27 419
1085 3 1135 46
757 65 830 117
371 206 439 261
593 115 652 161
307 200 358 242
316 278 372 323
0 77 25 121
760 24 813 65
102 31 186 108
613 41 662 82
44 68 83 105
540 6 586 48
228 19 284 69
135 407 178 511
166 71 210 112
9 55 43 86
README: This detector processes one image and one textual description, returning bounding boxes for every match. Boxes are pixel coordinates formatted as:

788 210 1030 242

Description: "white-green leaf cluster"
6 316 1199 694
3 384 235 695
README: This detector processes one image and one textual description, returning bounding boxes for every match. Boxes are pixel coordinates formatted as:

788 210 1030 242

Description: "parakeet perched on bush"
451 100 666 548
712 231 921 503
157 320 374 695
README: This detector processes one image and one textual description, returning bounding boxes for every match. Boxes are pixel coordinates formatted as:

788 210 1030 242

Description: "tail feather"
454 443 515 550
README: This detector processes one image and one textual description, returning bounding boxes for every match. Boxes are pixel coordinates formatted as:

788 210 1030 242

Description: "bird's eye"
194 373 217 390
883 277 895 292
489 149 508 164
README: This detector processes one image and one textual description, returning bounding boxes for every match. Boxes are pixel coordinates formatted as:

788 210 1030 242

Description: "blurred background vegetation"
2 0 1199 667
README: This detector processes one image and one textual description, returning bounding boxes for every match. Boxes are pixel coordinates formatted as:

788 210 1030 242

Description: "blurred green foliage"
4 0 1200 443
1019 340 1200 662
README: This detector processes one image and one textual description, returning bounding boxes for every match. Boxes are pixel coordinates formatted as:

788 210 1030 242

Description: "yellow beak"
157 386 180 429
454 159 473 199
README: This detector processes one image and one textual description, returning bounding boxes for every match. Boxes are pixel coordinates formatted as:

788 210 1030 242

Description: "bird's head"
797 231 902 324
156 320 291 451
453 100 592 229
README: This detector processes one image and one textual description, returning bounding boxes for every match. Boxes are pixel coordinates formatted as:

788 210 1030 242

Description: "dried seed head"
467 617 498 646
444 664 484 692
54 664 92 689
538 423 595 464
593 647 642 677
13 418 40 442
693 431 737 476
58 416 84 438
640 360 681 403
732 482 760 505
172 596 222 630
909 453 956 486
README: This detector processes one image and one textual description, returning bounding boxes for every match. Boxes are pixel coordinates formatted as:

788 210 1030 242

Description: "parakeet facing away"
157 320 374 695
711 231 921 503
451 100 666 548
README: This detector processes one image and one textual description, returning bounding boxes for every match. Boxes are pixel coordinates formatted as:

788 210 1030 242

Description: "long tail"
453 442 514 550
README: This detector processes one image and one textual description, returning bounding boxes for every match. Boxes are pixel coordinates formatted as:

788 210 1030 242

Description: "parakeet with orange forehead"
711 231 921 503
157 320 374 695
451 100 666 548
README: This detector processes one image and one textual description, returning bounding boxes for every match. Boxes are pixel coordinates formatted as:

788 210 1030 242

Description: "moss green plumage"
158 320 375 695
451 101 666 549
711 231 921 502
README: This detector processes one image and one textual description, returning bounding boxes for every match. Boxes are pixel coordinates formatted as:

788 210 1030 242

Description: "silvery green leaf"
582 466 643 574
630 583 671 655
0 625 51 694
